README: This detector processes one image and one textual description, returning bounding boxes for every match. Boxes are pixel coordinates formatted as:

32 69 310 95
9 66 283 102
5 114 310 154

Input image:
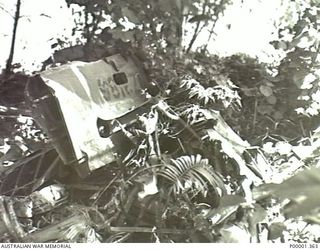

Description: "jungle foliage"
1 0 320 243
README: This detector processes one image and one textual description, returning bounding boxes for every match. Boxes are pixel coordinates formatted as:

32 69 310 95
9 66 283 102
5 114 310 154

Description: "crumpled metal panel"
28 54 151 173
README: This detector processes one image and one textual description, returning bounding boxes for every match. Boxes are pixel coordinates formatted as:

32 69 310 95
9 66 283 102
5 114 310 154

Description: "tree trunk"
5 0 21 75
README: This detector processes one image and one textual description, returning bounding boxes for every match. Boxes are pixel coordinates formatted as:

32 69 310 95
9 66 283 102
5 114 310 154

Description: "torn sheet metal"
27 54 152 173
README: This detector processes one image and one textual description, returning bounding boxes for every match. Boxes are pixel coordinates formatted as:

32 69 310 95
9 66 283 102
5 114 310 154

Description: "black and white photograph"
0 0 320 245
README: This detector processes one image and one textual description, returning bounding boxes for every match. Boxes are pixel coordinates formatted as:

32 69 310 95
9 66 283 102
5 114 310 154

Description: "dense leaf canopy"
1 0 320 243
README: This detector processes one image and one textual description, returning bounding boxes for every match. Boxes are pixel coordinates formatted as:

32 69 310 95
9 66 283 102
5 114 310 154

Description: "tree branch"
5 0 21 75
0 3 14 18
203 19 218 52
203 0 227 52
186 0 208 53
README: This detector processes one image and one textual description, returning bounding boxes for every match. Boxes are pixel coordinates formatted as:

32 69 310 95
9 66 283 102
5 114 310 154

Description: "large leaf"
206 195 245 224
156 155 226 196
253 168 320 218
